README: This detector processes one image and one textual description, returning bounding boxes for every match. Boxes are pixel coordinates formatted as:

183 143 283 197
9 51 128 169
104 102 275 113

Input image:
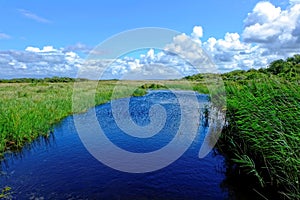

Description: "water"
0 90 229 199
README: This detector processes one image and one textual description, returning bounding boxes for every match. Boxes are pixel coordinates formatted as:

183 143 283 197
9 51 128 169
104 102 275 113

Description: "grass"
218 77 300 199
0 82 72 155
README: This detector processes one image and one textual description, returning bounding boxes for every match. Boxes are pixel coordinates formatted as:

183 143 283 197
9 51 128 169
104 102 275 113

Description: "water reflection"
1 133 55 169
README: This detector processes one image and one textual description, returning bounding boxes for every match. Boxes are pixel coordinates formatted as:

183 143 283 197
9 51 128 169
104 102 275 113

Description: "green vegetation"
0 186 11 199
0 80 114 156
0 79 160 156
132 83 167 96
220 78 299 199
221 54 300 82
0 76 79 83
217 54 300 199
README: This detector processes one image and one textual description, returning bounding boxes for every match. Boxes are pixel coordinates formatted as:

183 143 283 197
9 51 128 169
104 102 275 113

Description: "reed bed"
219 77 300 199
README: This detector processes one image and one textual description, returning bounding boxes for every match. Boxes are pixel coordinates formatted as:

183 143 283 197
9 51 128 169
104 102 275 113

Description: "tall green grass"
219 77 300 199
0 81 117 156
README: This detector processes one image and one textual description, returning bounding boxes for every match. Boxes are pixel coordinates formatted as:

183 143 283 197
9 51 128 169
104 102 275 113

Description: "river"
1 90 231 199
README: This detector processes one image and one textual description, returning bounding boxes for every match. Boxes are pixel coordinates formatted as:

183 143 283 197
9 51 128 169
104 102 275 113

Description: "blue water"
0 90 228 199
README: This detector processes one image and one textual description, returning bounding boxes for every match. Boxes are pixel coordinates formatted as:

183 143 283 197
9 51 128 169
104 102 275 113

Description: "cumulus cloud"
164 2 300 73
18 9 51 23
244 2 281 28
25 46 58 53
63 43 93 54
0 46 82 79
0 44 199 80
243 2 300 51
164 33 215 73
202 32 257 70
98 49 198 80
177 2 300 72
192 26 203 38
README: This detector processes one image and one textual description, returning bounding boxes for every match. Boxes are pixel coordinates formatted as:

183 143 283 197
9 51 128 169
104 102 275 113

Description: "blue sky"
0 0 300 78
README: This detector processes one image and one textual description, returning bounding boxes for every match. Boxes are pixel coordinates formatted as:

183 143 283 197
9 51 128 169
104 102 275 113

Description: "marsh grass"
219 77 300 199
0 82 73 156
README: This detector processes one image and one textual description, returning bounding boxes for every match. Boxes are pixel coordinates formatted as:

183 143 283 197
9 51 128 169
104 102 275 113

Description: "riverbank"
218 77 300 199
183 55 300 199
0 89 228 199
0 79 205 157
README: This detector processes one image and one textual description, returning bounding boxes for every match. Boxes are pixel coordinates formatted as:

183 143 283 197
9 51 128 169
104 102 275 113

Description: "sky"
0 0 300 79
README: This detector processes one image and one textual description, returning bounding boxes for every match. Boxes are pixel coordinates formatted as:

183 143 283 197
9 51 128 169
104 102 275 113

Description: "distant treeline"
185 54 300 81
0 77 88 83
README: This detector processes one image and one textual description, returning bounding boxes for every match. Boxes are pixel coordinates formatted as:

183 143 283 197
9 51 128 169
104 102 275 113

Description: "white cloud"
118 3 300 74
290 0 300 5
63 43 93 54
192 26 203 38
0 45 199 79
146 48 155 60
244 2 281 27
243 2 300 52
0 46 82 79
172 2 300 73
26 46 58 53
18 9 51 23
201 31 288 71
164 17 298 73
164 33 214 73
102 49 198 79
203 33 255 71
0 33 11 39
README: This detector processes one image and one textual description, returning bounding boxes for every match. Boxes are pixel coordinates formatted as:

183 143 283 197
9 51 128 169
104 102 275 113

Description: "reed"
219 77 300 199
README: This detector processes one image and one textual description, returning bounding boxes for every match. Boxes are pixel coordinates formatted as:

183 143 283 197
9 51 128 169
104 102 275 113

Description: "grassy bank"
0 80 111 156
217 55 300 199
219 78 300 199
185 55 300 199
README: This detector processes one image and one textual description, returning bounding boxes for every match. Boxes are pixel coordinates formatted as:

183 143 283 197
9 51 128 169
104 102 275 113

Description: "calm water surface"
1 90 229 199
